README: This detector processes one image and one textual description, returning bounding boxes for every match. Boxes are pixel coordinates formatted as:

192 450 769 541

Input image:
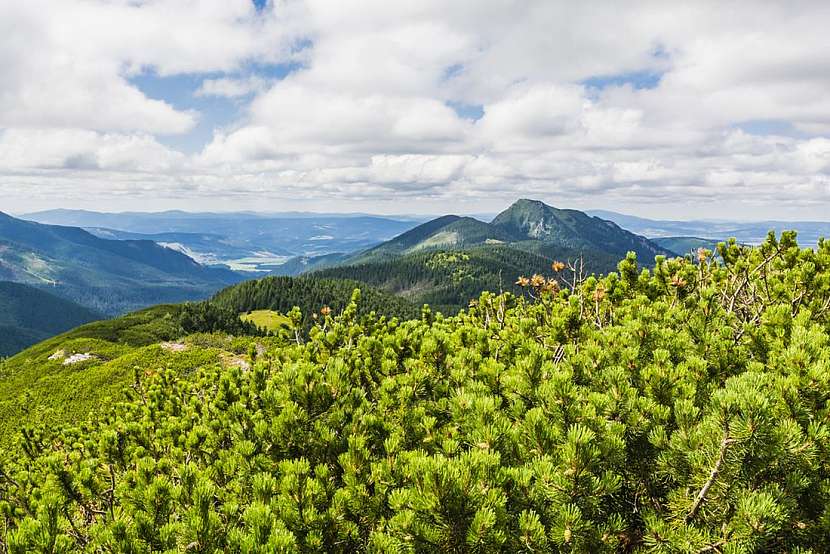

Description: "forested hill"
490 198 672 260
345 199 673 267
0 281 102 356
210 275 421 324
312 199 657 312
352 215 516 262
0 211 242 314
2 233 830 551
314 244 619 310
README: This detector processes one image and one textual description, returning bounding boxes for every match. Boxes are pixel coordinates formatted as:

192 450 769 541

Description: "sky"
1 0 829 219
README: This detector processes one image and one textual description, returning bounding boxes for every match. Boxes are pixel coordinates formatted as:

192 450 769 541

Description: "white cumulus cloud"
1 0 829 218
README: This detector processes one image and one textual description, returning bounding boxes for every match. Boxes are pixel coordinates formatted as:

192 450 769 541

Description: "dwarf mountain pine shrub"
1 232 830 552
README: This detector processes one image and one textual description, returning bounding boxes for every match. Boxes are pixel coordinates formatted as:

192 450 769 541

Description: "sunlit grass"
240 309 290 332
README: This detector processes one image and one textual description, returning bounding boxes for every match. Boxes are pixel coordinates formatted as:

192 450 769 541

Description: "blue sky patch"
129 72 243 153
250 60 305 80
128 60 304 153
582 70 664 91
443 64 465 82
447 101 484 121
733 119 807 138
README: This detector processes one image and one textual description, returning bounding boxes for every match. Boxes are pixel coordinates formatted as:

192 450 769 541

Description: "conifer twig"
687 431 734 521
698 539 726 553
726 247 781 313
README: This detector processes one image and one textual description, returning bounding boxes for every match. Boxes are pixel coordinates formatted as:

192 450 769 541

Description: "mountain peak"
492 198 672 261
491 198 565 239
499 198 551 215
512 198 548 208
494 198 573 223
347 213 525 263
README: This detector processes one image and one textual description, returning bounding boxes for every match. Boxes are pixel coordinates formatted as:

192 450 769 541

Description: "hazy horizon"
10 202 830 225
2 1 829 219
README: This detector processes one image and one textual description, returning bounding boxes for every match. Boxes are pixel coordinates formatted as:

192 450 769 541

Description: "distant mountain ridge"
588 209 830 245
0 212 242 314
652 237 722 257
348 199 672 266
312 199 671 312
353 215 519 262
268 252 351 276
21 209 423 267
491 199 671 260
83 228 293 265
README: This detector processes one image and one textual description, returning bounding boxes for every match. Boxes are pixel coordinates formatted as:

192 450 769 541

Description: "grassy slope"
0 275 415 446
0 305 181 445
0 341 233 446
241 310 291 332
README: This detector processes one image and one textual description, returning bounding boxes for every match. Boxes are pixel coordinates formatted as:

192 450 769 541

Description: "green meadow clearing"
240 309 291 332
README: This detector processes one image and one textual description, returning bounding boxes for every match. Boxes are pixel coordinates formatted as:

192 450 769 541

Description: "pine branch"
726 247 781 314
698 539 726 553
687 431 735 522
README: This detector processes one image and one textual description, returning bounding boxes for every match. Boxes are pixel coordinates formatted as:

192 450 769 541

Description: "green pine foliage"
1 232 830 552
